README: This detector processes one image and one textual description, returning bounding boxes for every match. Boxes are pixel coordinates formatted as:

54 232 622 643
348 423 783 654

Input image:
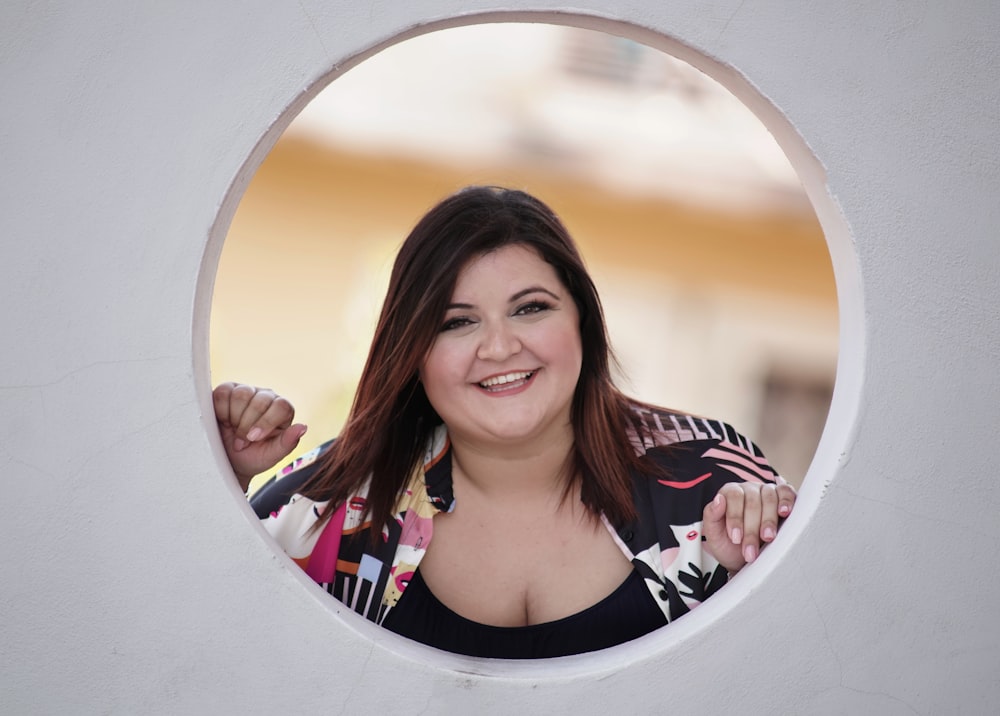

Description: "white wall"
1 2 997 713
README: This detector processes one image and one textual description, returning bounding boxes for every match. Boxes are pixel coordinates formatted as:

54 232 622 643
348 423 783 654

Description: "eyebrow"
446 286 561 311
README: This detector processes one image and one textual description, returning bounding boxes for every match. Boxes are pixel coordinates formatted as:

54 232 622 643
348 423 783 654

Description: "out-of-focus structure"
212 24 837 487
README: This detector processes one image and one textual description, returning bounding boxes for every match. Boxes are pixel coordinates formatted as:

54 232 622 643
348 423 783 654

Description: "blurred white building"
294 24 806 211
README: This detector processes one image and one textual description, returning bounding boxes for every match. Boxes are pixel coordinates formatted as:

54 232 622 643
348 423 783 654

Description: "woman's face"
419 244 583 450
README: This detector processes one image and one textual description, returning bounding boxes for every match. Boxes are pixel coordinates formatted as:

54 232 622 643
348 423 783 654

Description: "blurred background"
210 23 837 492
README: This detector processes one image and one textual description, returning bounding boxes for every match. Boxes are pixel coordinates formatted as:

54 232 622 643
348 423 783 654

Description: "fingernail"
743 544 757 563
233 438 248 451
731 527 742 544
763 526 776 541
713 493 722 507
779 504 791 516
247 428 262 442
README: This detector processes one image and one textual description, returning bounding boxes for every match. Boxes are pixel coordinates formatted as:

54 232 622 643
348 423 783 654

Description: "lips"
477 370 535 391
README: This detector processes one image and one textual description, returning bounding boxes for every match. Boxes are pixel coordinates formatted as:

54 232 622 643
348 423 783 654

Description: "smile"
477 370 535 391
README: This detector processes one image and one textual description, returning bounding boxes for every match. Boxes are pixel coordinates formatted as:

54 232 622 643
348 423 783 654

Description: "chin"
482 417 564 445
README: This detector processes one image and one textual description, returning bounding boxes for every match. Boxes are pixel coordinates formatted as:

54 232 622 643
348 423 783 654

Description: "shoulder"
626 404 781 485
623 405 782 531
626 404 749 451
248 438 337 518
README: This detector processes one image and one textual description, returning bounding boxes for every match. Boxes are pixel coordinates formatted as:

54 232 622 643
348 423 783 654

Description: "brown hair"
300 186 651 534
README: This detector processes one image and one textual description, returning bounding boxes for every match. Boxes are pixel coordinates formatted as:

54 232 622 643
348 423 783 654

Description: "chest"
416 505 634 627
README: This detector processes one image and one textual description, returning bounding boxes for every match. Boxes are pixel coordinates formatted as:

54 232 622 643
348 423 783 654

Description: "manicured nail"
246 428 262 442
713 493 723 508
763 526 776 541
233 438 248 451
743 544 757 563
779 504 791 516
731 527 742 544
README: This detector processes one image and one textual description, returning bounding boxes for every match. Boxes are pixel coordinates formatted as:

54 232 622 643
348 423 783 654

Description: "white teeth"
479 371 533 388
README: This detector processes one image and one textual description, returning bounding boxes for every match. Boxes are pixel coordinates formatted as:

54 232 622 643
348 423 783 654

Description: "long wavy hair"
300 186 651 534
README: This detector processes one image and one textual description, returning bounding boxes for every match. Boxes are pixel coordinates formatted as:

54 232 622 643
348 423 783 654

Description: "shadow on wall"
210 24 838 488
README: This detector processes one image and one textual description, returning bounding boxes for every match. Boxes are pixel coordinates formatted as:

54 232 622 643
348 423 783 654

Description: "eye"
514 300 553 316
441 316 473 332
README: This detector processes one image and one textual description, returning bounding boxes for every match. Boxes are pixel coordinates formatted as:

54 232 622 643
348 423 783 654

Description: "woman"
214 186 796 659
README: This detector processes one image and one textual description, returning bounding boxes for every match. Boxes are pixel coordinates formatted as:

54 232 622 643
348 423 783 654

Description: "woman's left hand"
702 481 797 574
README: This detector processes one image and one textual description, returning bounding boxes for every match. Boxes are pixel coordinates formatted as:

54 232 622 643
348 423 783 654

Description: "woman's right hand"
213 382 308 491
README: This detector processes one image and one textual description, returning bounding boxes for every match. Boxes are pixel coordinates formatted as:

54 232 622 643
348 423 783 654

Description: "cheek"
419 345 459 397
553 325 583 368
564 332 584 386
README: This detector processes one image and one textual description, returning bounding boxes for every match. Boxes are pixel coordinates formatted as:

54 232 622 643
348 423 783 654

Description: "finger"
777 483 797 518
232 388 278 438
704 489 725 521
701 491 729 545
740 485 763 563
227 383 262 430
701 491 745 573
246 422 308 476
242 394 295 443
214 382 261 431
212 382 238 425
760 483 779 542
701 491 725 540
278 423 308 452
722 484 745 546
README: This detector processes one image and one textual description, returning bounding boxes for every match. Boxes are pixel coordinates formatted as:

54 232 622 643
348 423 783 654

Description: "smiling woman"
213 186 796 658
212 24 836 491
420 246 583 449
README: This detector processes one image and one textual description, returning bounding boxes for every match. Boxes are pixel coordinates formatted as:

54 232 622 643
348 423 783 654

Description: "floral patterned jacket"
251 406 782 626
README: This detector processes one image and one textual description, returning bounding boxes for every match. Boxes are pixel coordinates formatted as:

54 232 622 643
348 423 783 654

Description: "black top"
381 567 667 659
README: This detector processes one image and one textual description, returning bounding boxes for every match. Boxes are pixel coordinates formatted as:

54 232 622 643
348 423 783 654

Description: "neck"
448 429 576 505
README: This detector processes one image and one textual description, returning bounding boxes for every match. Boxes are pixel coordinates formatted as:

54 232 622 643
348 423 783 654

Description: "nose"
476 320 522 361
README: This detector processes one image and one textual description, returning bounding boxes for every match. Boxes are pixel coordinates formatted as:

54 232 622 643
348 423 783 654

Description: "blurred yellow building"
211 25 837 489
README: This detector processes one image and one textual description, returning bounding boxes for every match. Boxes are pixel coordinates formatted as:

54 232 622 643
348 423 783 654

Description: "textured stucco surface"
1 1 998 713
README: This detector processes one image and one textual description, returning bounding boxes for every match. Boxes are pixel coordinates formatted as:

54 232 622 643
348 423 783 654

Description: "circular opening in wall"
208 19 843 669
